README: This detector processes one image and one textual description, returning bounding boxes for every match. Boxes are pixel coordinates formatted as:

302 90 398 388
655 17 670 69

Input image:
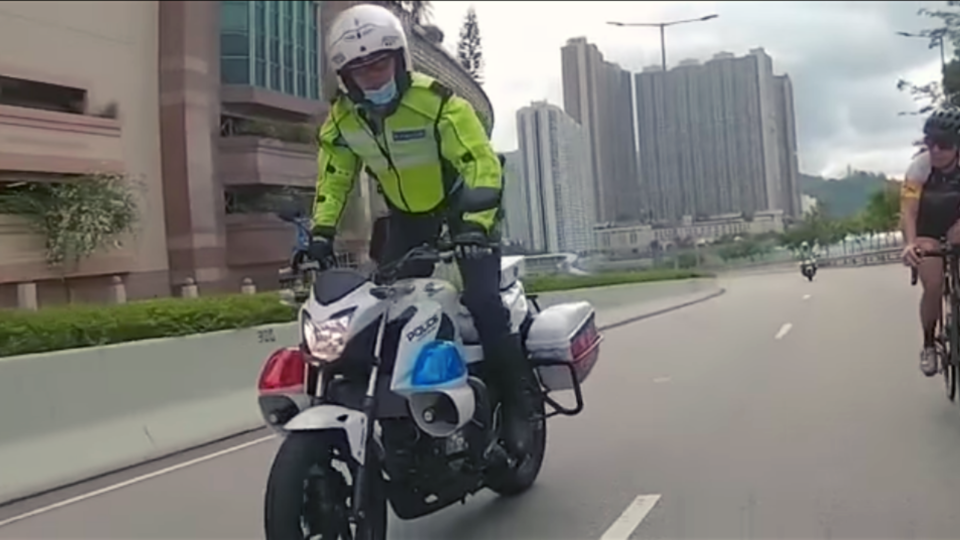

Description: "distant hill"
798 171 890 218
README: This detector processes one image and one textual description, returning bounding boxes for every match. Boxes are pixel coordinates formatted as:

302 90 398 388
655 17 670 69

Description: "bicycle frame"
911 239 960 398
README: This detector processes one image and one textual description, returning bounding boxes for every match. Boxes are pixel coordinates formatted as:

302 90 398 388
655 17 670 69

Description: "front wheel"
485 376 547 497
264 431 386 540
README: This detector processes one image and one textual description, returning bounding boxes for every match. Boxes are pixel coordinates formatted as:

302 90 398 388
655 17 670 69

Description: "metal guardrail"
817 247 902 268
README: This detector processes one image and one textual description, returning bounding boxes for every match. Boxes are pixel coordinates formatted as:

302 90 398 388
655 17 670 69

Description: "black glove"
452 228 493 260
307 236 334 264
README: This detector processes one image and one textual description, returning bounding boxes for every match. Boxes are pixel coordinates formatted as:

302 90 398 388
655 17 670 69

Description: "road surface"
3 263 958 539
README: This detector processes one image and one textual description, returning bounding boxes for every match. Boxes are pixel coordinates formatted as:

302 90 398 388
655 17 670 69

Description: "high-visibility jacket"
312 72 502 238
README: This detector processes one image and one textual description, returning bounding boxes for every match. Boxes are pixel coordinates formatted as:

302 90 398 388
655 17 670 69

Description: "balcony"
221 85 327 119
224 213 297 268
0 214 134 284
217 136 316 187
0 105 123 175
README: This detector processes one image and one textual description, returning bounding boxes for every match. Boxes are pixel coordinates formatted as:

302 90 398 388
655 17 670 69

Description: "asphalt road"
3 263 957 539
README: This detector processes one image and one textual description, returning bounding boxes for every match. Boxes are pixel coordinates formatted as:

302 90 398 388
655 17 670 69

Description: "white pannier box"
525 301 602 392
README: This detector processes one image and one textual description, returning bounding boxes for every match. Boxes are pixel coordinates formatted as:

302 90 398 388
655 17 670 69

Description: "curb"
597 287 727 332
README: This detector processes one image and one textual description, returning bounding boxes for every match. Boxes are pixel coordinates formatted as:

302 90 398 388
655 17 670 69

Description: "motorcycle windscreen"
312 268 369 306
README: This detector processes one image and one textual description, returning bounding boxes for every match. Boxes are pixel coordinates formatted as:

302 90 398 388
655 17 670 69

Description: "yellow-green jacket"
312 72 501 238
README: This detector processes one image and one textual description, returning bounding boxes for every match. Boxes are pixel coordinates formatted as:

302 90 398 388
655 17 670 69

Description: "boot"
489 333 540 457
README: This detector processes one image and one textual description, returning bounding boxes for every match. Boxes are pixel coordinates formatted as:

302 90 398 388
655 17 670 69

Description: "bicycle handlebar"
909 244 960 286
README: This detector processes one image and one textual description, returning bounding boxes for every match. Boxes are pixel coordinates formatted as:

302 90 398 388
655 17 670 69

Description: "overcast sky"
427 0 945 179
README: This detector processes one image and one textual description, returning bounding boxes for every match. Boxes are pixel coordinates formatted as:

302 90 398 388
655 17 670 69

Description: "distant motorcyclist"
798 241 817 279
308 4 538 457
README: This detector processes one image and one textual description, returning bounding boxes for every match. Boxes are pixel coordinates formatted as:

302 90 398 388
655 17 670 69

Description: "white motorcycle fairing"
283 404 368 464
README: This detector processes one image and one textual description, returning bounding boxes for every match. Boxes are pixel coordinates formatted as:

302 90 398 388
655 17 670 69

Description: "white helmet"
327 4 412 99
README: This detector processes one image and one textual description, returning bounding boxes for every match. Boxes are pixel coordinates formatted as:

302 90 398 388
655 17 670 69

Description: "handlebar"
908 242 960 286
281 234 475 288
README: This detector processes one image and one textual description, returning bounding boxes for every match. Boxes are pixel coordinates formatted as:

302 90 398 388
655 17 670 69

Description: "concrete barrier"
0 278 721 504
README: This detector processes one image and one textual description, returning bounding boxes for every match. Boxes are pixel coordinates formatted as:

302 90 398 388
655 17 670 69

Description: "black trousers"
375 211 511 343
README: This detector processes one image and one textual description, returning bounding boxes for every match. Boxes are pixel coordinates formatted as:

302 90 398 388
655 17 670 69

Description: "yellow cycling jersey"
901 182 922 200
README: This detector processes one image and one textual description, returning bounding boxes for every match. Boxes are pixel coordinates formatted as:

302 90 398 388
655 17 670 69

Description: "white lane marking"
653 377 672 384
0 434 276 529
775 323 793 340
599 494 662 540
802 294 811 300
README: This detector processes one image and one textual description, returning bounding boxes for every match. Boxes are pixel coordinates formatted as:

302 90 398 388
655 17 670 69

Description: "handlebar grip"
911 267 918 286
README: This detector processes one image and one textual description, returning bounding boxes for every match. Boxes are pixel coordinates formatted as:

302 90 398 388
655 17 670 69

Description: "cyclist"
307 4 538 457
901 106 960 376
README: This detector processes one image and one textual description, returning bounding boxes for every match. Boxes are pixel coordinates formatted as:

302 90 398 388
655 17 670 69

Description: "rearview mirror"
276 205 303 223
456 186 501 214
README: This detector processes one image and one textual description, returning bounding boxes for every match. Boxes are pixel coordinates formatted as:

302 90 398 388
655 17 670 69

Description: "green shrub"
524 269 711 293
0 268 708 357
0 293 296 358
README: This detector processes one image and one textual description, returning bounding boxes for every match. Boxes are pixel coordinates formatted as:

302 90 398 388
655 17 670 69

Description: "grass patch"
0 293 296 358
524 269 712 293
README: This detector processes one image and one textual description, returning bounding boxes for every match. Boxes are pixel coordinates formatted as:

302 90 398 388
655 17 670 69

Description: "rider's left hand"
452 229 493 260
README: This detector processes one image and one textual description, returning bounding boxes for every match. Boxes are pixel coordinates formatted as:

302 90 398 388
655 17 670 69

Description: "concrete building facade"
595 209 785 256
561 37 640 225
634 48 801 223
0 0 491 309
499 150 533 249
516 102 596 255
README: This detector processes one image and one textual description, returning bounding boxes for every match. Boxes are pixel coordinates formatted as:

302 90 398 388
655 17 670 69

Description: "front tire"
264 431 386 540
486 373 547 497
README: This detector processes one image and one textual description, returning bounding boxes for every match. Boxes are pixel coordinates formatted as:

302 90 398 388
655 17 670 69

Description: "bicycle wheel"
945 310 956 402
948 263 960 402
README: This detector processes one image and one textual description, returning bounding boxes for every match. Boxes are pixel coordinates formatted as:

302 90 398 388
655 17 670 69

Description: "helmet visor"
342 50 396 73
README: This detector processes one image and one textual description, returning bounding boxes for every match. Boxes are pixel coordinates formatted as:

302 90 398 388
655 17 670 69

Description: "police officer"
308 4 537 457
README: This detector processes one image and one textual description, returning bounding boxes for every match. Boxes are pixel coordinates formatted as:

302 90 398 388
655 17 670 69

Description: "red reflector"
570 316 600 361
258 347 306 394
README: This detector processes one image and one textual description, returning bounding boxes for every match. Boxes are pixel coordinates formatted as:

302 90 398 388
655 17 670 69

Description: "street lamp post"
897 30 947 73
608 14 719 72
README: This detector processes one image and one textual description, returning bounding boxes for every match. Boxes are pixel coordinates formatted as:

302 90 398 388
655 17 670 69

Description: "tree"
860 183 901 233
374 1 433 26
0 173 141 303
457 6 484 83
898 2 960 113
896 78 945 116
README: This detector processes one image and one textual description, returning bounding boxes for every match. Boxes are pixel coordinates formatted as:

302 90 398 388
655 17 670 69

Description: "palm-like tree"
372 0 433 26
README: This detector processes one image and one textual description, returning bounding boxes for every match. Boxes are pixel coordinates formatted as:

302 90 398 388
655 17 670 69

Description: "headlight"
302 313 351 362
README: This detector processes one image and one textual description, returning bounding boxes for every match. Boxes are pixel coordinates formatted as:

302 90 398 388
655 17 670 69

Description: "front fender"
283 404 367 464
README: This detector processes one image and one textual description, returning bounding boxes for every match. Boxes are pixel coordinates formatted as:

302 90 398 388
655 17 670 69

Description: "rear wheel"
949 309 960 403
264 431 386 540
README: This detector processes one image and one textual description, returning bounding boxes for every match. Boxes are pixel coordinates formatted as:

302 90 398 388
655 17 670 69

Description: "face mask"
364 79 398 106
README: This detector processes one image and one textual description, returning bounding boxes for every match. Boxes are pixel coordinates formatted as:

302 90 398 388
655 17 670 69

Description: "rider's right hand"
307 236 334 263
902 243 922 267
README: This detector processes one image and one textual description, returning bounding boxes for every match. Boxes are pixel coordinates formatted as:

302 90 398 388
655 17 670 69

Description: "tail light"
570 315 601 362
258 347 307 394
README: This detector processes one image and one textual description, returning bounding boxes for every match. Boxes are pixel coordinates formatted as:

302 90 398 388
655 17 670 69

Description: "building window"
221 1 320 100
0 76 86 114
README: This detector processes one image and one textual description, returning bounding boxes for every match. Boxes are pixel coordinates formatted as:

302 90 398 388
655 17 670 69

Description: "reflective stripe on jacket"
312 72 502 236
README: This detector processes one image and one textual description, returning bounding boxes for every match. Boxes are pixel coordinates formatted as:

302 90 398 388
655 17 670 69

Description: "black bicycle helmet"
924 106 960 141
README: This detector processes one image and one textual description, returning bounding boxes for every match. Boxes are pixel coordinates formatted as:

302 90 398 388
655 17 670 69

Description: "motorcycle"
800 260 817 281
257 188 603 540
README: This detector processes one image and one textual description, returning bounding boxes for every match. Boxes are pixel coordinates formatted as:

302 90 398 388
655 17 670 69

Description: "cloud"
429 0 945 178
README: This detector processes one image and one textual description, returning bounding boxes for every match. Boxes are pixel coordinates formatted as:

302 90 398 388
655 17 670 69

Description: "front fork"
351 307 389 524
